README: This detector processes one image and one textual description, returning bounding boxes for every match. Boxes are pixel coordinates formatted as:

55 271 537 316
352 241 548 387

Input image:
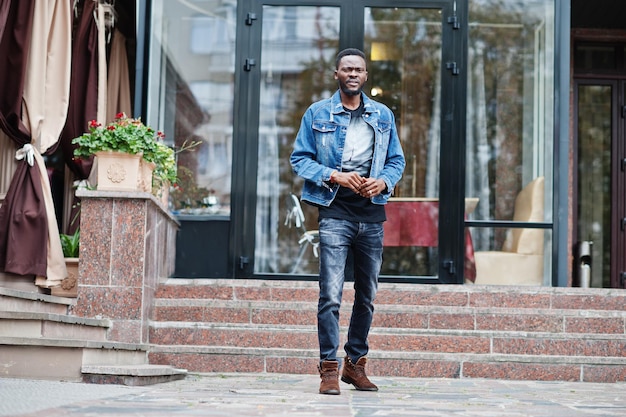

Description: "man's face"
335 55 368 97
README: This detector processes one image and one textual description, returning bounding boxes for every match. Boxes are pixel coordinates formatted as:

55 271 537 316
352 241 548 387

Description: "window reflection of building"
466 1 554 258
141 0 557 283
147 0 236 215
254 6 340 274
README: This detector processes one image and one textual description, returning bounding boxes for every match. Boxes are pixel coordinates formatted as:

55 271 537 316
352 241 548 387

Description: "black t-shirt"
318 186 386 223
317 102 386 223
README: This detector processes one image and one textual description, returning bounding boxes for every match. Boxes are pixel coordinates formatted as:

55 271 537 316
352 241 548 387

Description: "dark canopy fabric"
0 158 47 275
61 0 98 180
0 0 34 143
60 0 99 236
0 0 48 277
0 0 11 41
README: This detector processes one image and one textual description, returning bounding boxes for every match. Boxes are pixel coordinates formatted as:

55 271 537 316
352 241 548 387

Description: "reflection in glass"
470 227 551 286
577 85 611 287
466 0 554 266
254 6 340 274
574 44 616 71
364 8 443 277
147 0 236 216
365 8 442 200
254 6 444 277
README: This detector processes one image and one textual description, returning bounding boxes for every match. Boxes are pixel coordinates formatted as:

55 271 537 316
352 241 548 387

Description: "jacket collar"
330 90 375 115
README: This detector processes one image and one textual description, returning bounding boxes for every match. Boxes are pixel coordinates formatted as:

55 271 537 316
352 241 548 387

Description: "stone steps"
81 364 188 386
148 279 626 383
0 311 111 341
153 298 626 334
149 322 626 358
0 287 73 315
0 336 149 380
0 288 186 385
148 344 626 382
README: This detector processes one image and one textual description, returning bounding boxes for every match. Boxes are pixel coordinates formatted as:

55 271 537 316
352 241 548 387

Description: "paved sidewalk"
1 373 625 417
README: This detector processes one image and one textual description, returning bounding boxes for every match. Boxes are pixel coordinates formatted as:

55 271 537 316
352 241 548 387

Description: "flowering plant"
72 112 177 187
72 113 160 158
142 138 177 188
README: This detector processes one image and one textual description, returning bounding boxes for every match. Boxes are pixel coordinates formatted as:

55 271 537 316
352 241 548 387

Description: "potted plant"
72 112 167 192
60 229 80 258
143 139 201 206
141 135 177 201
51 229 80 298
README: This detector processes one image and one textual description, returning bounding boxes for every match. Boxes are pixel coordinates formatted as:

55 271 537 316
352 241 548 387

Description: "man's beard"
339 80 362 96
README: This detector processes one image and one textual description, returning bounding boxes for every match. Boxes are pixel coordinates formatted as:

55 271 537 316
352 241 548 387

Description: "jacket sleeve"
378 111 406 195
290 107 335 188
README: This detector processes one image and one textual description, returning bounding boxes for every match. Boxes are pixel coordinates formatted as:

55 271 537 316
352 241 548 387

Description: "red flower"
107 125 116 131
115 112 125 119
89 120 100 128
157 131 165 139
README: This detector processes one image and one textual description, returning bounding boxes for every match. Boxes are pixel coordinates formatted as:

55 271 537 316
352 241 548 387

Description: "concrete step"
148 345 626 383
0 336 187 385
150 279 626 383
0 288 186 386
0 336 147 381
0 311 110 341
154 298 626 334
0 287 74 315
81 364 187 386
155 279 626 312
149 321 626 358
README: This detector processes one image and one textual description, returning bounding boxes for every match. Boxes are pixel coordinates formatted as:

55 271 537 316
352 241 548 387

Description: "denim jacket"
290 91 406 207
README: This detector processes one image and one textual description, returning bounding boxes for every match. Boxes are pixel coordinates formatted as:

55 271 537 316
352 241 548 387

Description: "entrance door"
233 0 467 283
575 79 626 289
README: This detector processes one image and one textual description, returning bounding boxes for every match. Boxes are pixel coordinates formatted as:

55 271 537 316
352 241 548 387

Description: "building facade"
2 0 626 290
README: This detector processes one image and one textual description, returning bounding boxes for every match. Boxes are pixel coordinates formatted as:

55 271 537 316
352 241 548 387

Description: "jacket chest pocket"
375 121 392 146
313 121 339 148
376 120 392 135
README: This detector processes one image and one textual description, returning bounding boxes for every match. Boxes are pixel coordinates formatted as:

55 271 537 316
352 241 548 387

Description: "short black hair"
335 48 366 69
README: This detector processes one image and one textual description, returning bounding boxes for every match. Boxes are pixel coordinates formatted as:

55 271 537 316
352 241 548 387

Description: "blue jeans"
317 218 384 363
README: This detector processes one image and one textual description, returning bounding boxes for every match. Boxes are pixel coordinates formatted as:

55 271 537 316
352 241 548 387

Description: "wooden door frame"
571 31 626 288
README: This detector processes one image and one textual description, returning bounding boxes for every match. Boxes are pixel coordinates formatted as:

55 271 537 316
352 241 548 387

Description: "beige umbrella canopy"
0 0 72 288
23 0 72 289
0 1 49 280
0 0 132 288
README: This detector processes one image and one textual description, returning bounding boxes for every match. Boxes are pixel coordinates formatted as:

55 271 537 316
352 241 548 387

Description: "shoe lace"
321 369 338 381
352 363 366 378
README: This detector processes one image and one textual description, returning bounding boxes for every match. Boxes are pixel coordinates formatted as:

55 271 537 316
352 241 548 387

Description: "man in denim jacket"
290 48 405 395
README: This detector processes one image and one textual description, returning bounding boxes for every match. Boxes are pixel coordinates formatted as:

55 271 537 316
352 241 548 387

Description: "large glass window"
467 0 555 285
365 8 443 278
252 6 447 277
254 6 340 274
147 0 236 217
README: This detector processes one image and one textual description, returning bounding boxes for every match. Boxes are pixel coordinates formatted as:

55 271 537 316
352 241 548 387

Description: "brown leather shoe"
341 356 378 391
318 360 340 395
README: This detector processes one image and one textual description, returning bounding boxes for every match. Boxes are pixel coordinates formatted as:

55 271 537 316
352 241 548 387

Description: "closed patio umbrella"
0 1 47 278
0 0 72 288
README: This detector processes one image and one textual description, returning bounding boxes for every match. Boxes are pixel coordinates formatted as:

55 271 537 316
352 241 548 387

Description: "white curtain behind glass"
425 41 492 249
466 41 492 249
254 74 280 273
425 49 441 199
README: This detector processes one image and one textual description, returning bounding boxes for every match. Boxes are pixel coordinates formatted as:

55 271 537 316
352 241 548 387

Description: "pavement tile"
1 374 625 417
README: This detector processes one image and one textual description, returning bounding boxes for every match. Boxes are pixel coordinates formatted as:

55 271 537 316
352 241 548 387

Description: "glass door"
252 4 341 276
234 0 466 283
575 80 626 289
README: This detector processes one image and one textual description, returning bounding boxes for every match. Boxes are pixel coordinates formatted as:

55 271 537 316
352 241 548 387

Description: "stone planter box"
51 257 79 298
139 159 156 193
94 151 142 192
